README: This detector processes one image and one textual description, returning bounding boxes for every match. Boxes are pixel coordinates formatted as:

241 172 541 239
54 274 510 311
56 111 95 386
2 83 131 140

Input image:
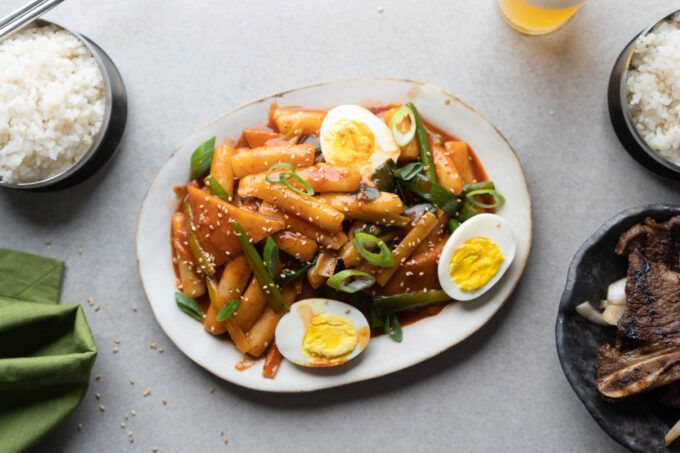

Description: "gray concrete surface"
1 1 676 451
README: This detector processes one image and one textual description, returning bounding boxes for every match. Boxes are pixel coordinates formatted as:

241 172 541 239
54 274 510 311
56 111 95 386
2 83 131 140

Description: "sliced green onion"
232 221 288 313
204 175 231 202
183 203 216 276
384 314 403 342
276 256 318 288
327 269 376 294
265 162 296 183
448 219 461 234
216 299 241 321
280 172 314 196
390 104 416 147
403 173 461 217
190 137 216 180
369 159 397 192
394 162 423 181
175 292 204 322
374 290 450 315
465 189 506 209
407 102 436 182
463 181 495 193
457 199 478 222
352 232 394 267
263 236 279 279
369 301 384 328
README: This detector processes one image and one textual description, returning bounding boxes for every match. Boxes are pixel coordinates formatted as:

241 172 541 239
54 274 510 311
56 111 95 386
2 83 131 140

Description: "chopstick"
0 0 66 40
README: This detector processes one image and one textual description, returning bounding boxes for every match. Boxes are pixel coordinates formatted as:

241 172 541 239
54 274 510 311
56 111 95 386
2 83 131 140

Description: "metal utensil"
0 0 66 40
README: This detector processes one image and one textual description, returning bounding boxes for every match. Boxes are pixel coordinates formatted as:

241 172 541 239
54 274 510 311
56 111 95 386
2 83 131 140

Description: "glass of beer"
498 0 586 35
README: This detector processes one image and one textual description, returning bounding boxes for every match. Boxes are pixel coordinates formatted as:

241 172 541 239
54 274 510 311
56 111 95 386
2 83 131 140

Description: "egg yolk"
324 119 375 166
302 314 357 361
449 237 504 292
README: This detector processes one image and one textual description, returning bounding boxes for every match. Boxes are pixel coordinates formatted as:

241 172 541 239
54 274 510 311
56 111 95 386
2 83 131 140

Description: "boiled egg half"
320 105 400 177
437 213 516 301
275 298 370 367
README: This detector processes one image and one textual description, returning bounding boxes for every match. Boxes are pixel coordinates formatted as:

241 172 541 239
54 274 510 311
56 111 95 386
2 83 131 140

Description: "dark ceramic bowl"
608 9 680 181
556 204 680 453
0 19 127 191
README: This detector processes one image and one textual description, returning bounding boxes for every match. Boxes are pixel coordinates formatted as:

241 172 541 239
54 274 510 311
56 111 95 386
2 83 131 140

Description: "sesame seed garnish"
223 437 229 444
113 347 119 353
209 387 215 394
95 374 101 380
162 397 167 405
95 393 101 399
129 434 134 443
143 388 151 397
158 348 164 353
77 424 82 431
99 405 105 411
120 422 126 428
132 305 137 312
220 430 224 436
125 413 129 419
149 342 156 349
152 448 158 452
94 306 100 312
45 240 52 245
130 378 135 385
87 297 94 306
77 248 83 255
131 410 136 416
114 339 120 344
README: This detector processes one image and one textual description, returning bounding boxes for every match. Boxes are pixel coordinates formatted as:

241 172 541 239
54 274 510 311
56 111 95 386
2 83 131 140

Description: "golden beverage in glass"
498 0 586 35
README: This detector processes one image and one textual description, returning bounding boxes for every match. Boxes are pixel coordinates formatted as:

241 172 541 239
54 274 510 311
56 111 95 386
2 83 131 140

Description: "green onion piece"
374 290 450 315
369 301 384 328
390 105 417 146
394 162 423 181
406 102 436 182
465 189 506 209
232 221 288 313
264 162 296 183
216 298 241 321
369 159 397 192
280 172 314 196
463 181 495 193
327 269 376 294
263 236 279 279
190 137 216 180
183 203 216 276
448 219 461 234
457 199 478 222
352 232 394 267
204 175 231 202
276 256 318 288
403 173 461 217
175 292 204 322
384 314 403 342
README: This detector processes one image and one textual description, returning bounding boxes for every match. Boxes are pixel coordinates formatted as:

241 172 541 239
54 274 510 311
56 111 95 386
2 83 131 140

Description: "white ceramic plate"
136 78 532 392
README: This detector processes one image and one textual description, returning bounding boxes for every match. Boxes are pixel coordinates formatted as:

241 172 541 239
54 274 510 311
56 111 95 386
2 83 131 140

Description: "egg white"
320 105 400 177
275 298 370 367
437 213 516 301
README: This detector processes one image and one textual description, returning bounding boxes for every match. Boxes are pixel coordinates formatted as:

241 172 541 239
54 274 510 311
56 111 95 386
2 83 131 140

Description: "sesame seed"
120 422 126 428
129 435 134 443
95 392 101 399
132 305 137 312
158 348 164 353
130 378 135 385
125 413 129 419
86 297 94 306
162 398 167 405
152 448 158 452
223 437 229 444
99 405 105 411
45 240 52 245
94 306 99 312
113 347 119 353
114 339 119 344
378 6 384 12
131 410 136 416
143 388 151 397
149 342 156 349
77 424 82 430
220 430 224 436
209 387 215 393
77 248 83 255
95 374 101 380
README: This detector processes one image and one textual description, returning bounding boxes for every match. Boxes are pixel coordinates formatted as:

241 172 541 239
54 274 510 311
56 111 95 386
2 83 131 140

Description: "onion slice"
575 301 609 326
607 277 627 305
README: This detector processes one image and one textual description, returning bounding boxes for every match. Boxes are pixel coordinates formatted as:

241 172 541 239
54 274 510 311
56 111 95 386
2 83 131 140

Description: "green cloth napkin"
0 248 97 453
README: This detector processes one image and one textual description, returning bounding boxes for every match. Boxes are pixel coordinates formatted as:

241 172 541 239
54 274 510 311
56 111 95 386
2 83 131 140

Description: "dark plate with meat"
556 204 680 453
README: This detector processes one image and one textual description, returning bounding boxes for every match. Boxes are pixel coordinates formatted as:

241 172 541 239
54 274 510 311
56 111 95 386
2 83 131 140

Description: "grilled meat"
615 216 680 271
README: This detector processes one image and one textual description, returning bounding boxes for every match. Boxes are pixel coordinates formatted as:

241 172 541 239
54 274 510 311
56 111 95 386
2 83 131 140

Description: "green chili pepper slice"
374 290 450 315
204 175 231 202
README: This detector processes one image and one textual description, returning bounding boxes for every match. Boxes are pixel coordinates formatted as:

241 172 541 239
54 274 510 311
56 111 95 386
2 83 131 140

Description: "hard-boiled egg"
275 298 370 367
320 105 400 177
437 213 516 301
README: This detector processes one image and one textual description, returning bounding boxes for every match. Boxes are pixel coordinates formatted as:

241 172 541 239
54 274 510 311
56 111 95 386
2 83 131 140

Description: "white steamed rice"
626 12 680 165
0 25 105 184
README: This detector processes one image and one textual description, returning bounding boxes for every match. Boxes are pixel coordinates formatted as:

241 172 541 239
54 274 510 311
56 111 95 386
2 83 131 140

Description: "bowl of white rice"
0 20 126 190
608 9 680 181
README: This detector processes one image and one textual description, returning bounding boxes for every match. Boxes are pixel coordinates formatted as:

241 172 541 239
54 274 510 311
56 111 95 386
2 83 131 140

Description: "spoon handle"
0 0 66 40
